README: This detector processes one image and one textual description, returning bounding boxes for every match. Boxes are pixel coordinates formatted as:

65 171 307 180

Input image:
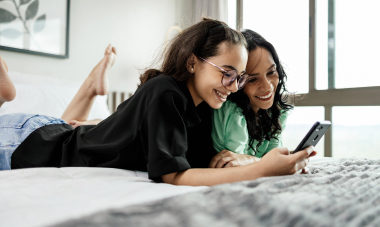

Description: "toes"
104 44 117 56
104 44 112 55
111 46 117 55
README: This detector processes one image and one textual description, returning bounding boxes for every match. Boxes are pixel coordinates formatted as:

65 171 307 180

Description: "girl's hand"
209 150 260 168
257 146 315 176
300 149 317 174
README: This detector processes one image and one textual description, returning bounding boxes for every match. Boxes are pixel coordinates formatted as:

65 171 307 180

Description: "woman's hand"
209 150 260 168
256 146 316 176
68 119 102 128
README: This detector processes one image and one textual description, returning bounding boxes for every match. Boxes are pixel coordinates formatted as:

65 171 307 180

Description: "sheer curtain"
166 0 228 43
191 0 228 24
174 0 228 29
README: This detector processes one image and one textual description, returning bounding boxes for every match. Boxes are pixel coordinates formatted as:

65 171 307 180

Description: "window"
238 0 380 159
334 0 380 89
316 0 328 90
316 0 380 89
332 107 380 159
242 0 309 94
227 0 237 29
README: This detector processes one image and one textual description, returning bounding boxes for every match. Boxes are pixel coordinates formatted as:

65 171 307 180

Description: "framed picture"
0 0 70 58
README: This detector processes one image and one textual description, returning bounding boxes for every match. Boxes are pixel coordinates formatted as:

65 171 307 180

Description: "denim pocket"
0 114 39 129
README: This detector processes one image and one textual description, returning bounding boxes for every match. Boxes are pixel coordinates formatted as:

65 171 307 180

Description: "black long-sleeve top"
11 75 217 181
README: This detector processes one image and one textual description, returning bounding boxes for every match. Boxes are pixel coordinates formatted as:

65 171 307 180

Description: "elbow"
161 172 181 185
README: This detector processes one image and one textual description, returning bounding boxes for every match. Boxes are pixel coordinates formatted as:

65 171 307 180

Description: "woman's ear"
186 54 197 74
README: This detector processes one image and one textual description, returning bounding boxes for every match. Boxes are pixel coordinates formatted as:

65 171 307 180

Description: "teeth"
257 84 274 99
216 90 228 99
257 93 272 99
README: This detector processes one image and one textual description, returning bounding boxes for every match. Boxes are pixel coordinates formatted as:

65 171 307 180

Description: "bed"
1 72 379 227
1 158 379 227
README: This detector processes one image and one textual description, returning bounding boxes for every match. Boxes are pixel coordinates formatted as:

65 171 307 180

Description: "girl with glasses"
210 29 316 171
0 19 312 186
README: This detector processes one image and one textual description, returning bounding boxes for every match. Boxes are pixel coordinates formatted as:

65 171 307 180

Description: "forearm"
163 163 264 186
162 147 314 186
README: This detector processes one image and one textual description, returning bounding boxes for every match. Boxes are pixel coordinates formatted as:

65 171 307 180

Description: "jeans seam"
0 143 20 147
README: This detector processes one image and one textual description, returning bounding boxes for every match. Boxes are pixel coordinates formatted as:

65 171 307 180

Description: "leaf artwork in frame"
0 0 69 58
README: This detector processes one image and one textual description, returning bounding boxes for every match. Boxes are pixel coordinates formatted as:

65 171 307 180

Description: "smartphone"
291 121 331 153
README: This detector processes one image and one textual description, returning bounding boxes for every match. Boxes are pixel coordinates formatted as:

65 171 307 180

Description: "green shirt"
212 100 288 158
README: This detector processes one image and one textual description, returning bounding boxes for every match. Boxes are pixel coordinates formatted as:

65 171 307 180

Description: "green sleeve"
212 101 249 154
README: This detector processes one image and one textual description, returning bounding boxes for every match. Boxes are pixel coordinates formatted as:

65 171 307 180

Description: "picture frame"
0 0 70 58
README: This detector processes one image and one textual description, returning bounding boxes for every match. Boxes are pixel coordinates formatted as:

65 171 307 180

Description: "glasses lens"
237 74 248 89
222 71 238 87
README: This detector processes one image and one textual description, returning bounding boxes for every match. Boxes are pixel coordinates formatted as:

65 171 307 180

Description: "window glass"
316 0 328 90
332 106 380 159
335 0 380 88
243 0 309 93
282 106 325 156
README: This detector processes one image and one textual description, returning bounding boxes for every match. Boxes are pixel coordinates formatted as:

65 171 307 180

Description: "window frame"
237 0 380 157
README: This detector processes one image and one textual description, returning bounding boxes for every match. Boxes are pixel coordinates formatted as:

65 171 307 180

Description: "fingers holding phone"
291 146 317 174
290 146 315 171
259 146 316 176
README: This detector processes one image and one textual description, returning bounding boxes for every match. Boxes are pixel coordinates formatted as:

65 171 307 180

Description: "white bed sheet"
0 167 207 227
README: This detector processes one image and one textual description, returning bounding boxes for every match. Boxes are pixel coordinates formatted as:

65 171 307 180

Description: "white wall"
0 0 178 93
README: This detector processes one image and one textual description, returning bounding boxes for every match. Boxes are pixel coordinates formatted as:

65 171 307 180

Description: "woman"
0 19 312 186
210 29 314 169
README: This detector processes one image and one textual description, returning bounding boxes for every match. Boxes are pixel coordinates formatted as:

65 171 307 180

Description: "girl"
0 19 312 186
210 29 315 169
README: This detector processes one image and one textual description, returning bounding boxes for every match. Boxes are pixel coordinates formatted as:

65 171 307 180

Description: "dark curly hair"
228 29 293 153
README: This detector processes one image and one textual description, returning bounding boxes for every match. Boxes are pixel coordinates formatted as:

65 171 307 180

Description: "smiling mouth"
214 89 229 102
255 92 273 101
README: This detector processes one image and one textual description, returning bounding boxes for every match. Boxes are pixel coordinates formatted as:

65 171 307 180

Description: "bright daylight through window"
231 0 380 158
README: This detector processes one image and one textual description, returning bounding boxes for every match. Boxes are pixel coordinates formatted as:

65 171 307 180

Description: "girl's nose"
261 78 273 92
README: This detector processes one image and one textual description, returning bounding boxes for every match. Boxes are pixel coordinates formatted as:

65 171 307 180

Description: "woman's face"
188 42 248 109
243 47 279 113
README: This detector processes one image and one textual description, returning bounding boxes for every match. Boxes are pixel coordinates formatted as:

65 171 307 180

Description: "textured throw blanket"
53 158 380 227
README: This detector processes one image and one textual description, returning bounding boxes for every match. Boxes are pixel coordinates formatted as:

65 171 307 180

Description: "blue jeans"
0 114 66 170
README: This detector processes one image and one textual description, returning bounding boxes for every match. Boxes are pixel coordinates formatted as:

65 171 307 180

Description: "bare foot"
88 44 117 96
0 56 16 107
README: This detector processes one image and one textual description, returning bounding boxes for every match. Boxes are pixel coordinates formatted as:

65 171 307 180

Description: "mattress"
0 167 206 227
1 157 379 227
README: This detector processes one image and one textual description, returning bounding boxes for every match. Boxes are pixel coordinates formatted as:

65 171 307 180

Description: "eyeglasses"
198 57 248 90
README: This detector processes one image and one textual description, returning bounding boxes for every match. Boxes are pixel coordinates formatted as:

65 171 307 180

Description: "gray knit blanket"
53 158 380 227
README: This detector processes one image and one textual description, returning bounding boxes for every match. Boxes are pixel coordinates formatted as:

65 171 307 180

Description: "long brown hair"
139 18 246 86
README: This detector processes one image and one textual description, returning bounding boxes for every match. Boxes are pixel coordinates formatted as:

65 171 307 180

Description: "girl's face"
188 42 248 109
244 47 279 113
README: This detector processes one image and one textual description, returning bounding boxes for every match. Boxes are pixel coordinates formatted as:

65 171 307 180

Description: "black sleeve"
143 91 191 180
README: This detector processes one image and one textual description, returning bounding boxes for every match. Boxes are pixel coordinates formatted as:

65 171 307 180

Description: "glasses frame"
198 56 248 90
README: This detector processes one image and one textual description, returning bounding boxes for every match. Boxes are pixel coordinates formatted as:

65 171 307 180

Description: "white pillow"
0 71 110 120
